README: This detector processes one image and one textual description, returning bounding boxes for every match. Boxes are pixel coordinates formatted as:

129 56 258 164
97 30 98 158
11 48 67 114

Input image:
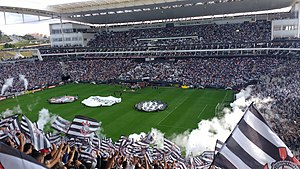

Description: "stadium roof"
0 6 58 17
49 0 295 24
0 0 296 24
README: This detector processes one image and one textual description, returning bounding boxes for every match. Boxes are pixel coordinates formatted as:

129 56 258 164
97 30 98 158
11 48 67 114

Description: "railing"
40 47 300 57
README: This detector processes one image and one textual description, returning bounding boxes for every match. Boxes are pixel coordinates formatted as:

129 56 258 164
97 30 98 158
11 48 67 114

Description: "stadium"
0 0 300 169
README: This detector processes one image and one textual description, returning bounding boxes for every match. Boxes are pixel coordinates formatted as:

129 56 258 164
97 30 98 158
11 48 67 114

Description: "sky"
0 0 89 35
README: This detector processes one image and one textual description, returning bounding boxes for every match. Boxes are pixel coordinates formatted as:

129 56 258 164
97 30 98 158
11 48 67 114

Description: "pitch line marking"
157 95 189 125
198 104 208 118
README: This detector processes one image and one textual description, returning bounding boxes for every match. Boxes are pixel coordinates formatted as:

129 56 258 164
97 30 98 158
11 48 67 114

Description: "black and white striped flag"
51 116 71 134
192 155 205 167
80 145 95 161
0 130 7 141
46 133 62 145
21 115 51 150
6 117 21 145
0 115 18 128
213 103 300 169
89 133 100 149
0 142 48 169
114 136 128 149
164 138 182 161
67 115 100 138
100 138 114 152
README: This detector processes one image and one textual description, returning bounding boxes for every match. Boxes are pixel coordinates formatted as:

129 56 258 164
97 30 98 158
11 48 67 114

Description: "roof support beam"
3 11 6 25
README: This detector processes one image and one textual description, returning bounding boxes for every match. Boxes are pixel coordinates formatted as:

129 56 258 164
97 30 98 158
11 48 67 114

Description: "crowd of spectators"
0 57 287 94
3 133 180 169
1 55 300 166
0 60 62 94
87 20 271 48
251 58 300 156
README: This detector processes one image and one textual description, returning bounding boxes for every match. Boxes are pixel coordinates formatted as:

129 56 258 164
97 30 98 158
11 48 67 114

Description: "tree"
3 43 15 48
22 34 35 41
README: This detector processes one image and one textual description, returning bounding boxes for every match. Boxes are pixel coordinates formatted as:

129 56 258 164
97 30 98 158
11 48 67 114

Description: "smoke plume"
37 108 56 130
0 105 23 118
1 77 14 95
170 86 273 156
19 75 28 91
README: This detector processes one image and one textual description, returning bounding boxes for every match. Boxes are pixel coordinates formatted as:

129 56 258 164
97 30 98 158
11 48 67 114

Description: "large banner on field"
81 96 121 107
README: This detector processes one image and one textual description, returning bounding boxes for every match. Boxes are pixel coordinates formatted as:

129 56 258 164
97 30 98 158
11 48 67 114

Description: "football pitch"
0 83 234 140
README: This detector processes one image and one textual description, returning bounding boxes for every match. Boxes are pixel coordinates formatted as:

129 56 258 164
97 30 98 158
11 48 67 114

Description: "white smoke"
0 109 14 118
0 105 23 118
128 128 165 148
37 108 56 130
150 128 165 149
95 122 105 139
19 75 28 91
1 77 14 95
128 132 147 141
170 86 273 156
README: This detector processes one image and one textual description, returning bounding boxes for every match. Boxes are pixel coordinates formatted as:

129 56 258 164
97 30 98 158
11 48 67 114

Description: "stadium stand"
1 0 300 168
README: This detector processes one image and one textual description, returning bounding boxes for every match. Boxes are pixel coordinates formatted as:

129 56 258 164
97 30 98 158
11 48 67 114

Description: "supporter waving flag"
67 115 100 138
0 115 18 128
114 135 128 149
0 130 7 141
164 138 182 161
0 142 48 169
20 115 51 150
51 116 71 134
100 138 115 152
213 103 300 169
46 133 62 145
0 115 21 144
80 144 95 161
89 133 101 149
6 117 21 146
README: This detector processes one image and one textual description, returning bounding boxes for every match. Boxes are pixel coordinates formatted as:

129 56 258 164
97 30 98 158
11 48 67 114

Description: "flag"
114 136 128 149
65 137 82 147
175 161 187 169
151 147 164 161
6 117 21 145
88 133 101 150
20 115 51 150
46 133 62 145
126 140 150 157
163 138 182 161
0 115 18 128
0 130 7 141
213 103 300 169
100 138 115 152
80 145 95 161
51 116 71 134
67 115 100 138
0 142 48 169
140 132 154 144
193 155 205 167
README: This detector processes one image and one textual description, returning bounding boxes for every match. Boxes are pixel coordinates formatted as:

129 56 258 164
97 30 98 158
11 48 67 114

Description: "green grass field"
0 83 234 140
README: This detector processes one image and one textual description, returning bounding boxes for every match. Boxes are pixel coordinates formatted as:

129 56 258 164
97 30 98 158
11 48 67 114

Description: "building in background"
49 22 95 47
